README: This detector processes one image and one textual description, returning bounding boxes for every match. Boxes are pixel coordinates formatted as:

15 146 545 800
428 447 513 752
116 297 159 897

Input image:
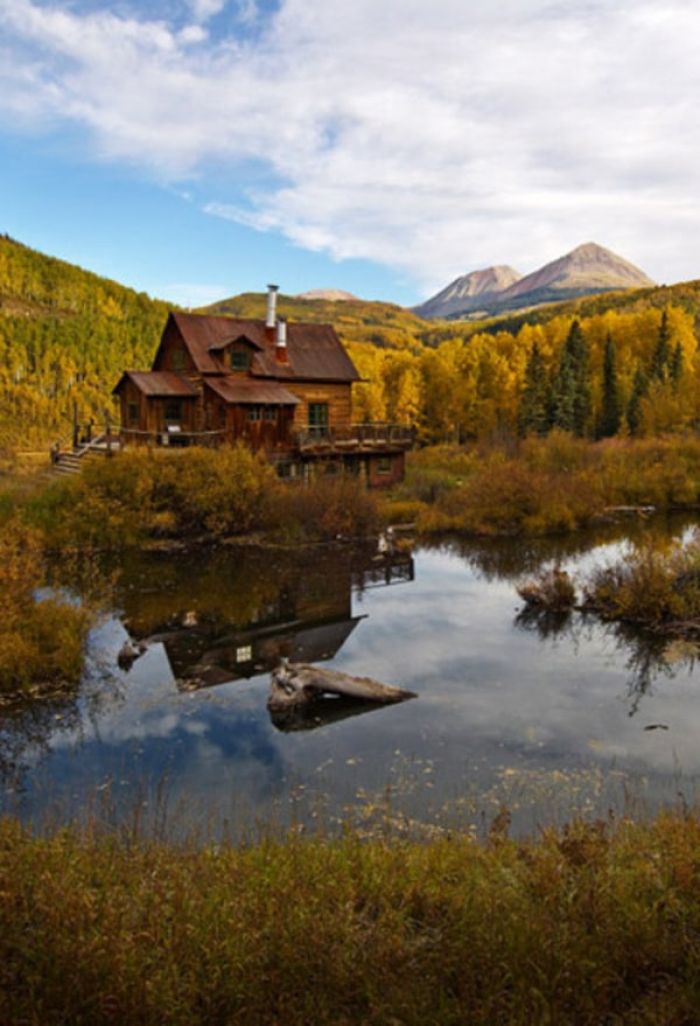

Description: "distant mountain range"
296 288 358 302
413 243 655 320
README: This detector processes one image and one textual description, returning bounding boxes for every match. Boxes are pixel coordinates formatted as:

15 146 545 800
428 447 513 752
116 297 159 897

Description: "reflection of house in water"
124 551 415 691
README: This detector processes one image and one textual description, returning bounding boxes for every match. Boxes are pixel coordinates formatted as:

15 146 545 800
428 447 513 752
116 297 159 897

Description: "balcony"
293 423 415 455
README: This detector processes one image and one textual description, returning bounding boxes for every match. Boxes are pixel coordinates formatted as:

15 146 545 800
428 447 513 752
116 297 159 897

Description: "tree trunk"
268 659 416 710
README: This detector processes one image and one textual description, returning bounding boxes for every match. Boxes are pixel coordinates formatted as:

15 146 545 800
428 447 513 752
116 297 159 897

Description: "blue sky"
1 0 699 307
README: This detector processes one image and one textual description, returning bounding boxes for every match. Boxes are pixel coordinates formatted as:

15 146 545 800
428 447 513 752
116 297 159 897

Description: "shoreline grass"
384 433 700 538
3 813 700 1025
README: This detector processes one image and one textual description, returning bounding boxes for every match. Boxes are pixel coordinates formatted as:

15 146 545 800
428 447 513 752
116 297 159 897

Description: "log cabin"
113 285 412 485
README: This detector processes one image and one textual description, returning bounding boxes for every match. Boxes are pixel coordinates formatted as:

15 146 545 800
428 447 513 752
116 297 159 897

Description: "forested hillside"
1 233 700 451
0 235 170 448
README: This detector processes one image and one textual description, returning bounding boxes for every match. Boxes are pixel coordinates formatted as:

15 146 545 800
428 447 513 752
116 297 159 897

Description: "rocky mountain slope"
416 243 655 320
413 265 521 319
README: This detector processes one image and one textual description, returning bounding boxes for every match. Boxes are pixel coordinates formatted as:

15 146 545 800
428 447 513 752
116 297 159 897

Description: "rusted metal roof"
208 332 264 352
113 371 199 397
204 377 301 405
170 312 360 382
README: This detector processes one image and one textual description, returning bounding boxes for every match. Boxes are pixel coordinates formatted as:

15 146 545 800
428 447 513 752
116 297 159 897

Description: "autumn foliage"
4 813 700 1024
0 519 90 696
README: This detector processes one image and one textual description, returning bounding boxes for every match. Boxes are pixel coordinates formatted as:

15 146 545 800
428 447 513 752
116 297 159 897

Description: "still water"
3 516 700 838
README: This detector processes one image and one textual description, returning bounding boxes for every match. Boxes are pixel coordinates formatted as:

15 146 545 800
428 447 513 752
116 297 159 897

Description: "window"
376 457 392 476
235 645 252 664
230 349 250 371
308 403 329 429
247 405 262 422
127 402 139 426
263 407 278 422
171 349 186 371
164 399 182 423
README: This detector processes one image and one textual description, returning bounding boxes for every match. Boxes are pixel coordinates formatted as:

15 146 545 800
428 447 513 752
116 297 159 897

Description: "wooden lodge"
113 285 413 485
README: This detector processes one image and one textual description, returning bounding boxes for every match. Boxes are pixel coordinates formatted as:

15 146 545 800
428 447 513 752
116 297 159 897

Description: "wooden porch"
293 423 415 454
115 423 414 455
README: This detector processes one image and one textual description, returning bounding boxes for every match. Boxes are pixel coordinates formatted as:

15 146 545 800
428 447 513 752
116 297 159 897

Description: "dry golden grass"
3 813 700 1025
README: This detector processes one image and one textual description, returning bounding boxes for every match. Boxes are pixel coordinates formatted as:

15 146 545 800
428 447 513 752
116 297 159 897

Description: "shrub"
585 531 700 627
518 566 577 611
0 519 91 696
275 476 380 542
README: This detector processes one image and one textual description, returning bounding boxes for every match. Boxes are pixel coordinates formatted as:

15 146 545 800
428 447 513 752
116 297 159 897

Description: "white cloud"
187 0 226 23
1 0 700 292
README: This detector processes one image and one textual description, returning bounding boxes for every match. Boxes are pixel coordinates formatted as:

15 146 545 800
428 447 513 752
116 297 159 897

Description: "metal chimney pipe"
266 284 279 329
276 318 288 362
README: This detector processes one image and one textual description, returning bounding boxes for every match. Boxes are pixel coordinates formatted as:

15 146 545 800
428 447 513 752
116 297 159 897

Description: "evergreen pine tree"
550 320 591 436
550 354 575 432
627 366 648 435
669 341 684 389
598 334 621 437
518 342 548 436
650 309 671 383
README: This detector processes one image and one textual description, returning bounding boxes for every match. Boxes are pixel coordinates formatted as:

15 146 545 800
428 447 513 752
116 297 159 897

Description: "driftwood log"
268 659 416 712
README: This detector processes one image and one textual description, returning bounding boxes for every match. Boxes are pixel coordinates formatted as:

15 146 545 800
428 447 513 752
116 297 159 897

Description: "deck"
293 424 415 454
115 423 414 454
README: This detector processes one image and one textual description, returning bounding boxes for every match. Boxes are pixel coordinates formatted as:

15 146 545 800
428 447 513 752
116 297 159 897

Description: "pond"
3 514 700 839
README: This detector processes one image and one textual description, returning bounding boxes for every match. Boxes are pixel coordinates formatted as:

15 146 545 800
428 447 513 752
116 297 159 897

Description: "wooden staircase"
52 435 118 476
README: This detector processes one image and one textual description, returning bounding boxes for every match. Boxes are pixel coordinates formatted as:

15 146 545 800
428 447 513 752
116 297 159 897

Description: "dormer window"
230 349 250 371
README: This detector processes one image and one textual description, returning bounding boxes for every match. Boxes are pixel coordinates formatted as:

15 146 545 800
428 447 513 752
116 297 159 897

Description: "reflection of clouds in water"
336 548 700 781
5 525 700 832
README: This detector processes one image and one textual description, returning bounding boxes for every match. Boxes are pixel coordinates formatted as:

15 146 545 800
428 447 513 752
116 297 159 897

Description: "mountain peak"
413 264 521 319
296 288 358 302
501 243 654 302
415 243 655 320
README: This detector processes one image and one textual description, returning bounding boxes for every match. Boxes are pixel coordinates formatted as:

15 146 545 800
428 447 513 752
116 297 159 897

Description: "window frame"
163 399 183 424
230 348 251 372
308 402 329 430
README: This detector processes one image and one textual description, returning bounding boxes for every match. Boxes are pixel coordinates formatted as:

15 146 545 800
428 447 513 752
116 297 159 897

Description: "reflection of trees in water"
514 606 575 641
611 622 697 719
0 652 124 792
0 694 81 789
514 604 697 717
434 512 697 583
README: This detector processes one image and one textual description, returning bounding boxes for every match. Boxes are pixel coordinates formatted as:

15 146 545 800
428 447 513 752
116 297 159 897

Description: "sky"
1 0 699 308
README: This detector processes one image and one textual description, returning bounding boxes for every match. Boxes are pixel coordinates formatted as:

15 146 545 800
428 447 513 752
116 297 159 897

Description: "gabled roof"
204 378 300 406
112 371 199 397
208 332 264 352
166 311 360 382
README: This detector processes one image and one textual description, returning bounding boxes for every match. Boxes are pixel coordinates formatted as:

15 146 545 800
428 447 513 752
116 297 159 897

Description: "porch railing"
119 428 227 448
294 423 415 452
117 423 414 453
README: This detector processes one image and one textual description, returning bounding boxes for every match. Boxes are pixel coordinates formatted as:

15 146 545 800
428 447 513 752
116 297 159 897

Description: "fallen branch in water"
268 659 417 711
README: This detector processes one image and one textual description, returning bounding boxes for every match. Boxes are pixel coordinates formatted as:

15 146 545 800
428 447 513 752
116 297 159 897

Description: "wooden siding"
287 382 353 430
118 378 148 432
119 381 198 438
366 452 405 488
202 389 295 450
153 321 201 385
